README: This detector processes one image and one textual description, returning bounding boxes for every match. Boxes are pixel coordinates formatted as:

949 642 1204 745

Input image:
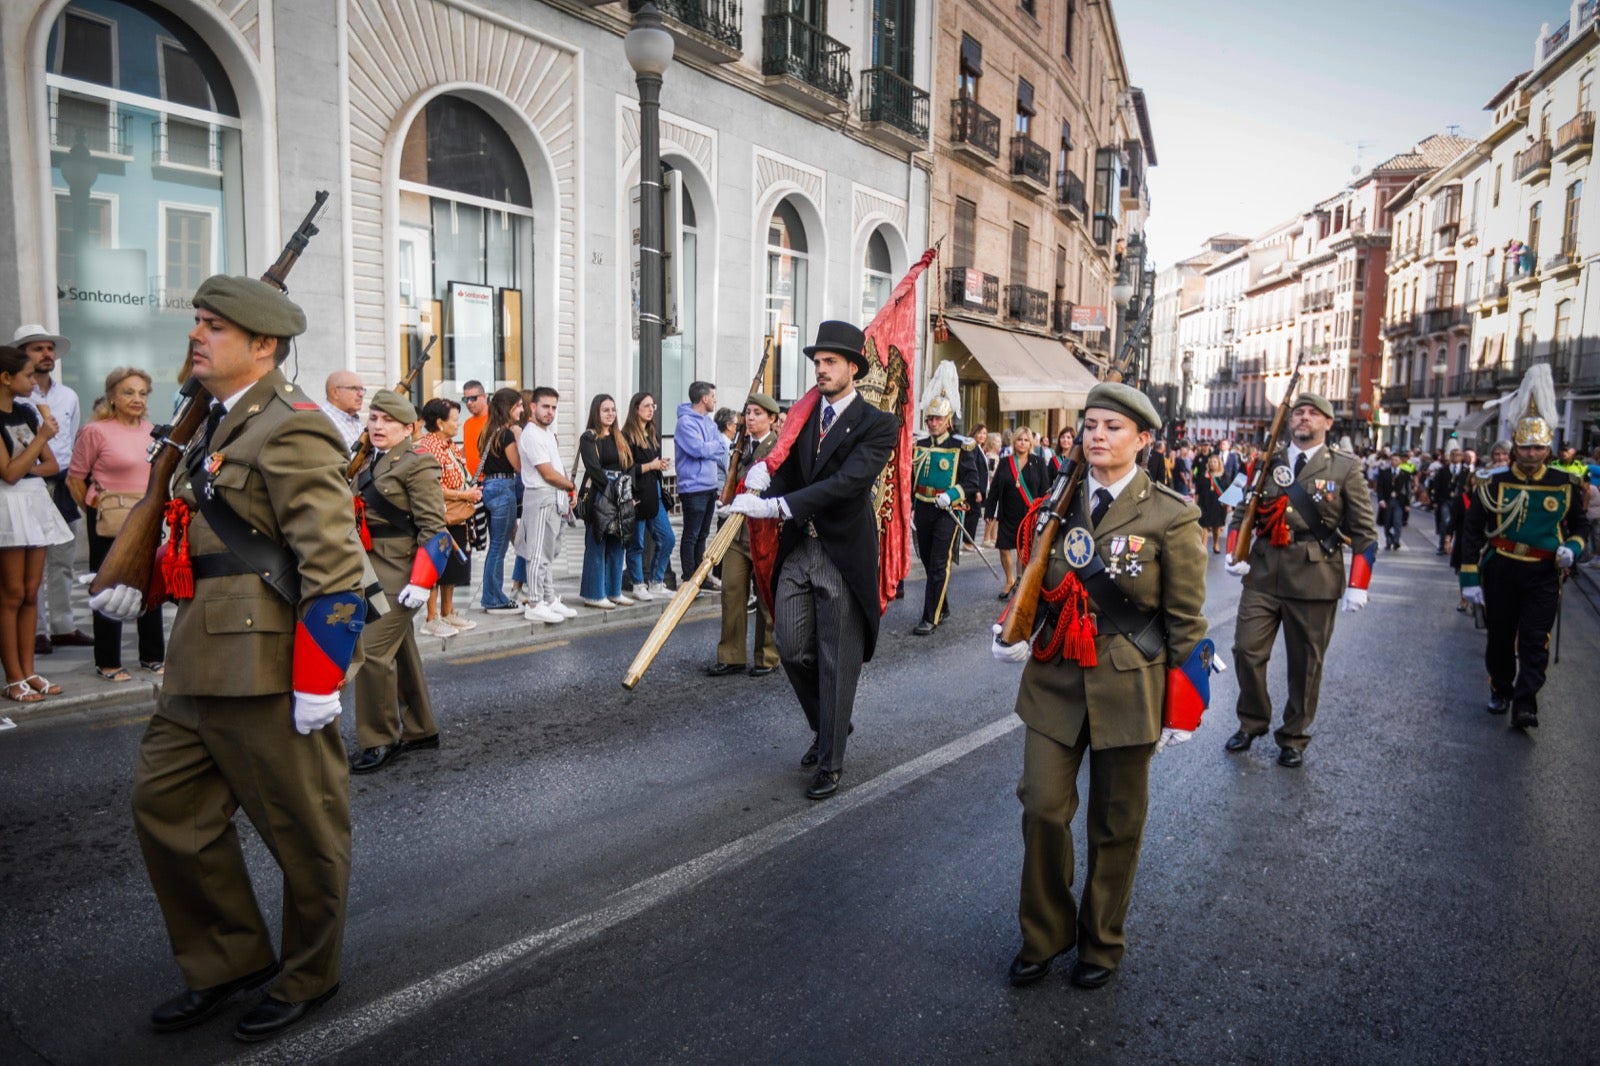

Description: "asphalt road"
3 521 1598 1065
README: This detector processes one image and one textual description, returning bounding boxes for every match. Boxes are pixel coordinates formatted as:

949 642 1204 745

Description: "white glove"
728 494 782 521
1225 559 1251 577
1341 587 1368 613
1556 546 1575 569
89 584 144 622
1462 585 1485 606
396 583 429 610
1155 728 1193 753
934 492 952 511
292 690 343 735
714 502 732 519
990 623 1030 663
743 462 772 493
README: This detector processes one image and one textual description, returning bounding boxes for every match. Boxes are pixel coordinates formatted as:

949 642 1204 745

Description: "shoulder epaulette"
958 435 977 451
1152 481 1190 503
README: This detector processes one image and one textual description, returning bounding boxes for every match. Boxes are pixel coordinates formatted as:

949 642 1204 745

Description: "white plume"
922 359 962 421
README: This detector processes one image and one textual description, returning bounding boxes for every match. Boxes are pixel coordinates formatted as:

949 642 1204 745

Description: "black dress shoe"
707 662 743 677
805 769 841 800
51 629 94 647
748 665 775 677
1486 696 1510 715
150 962 279 1032
1069 961 1115 989
399 734 439 753
34 634 53 655
800 723 852 768
349 743 401 774
1512 706 1539 729
1277 746 1304 768
1224 730 1257 753
911 620 936 636
1008 952 1057 987
233 984 339 1043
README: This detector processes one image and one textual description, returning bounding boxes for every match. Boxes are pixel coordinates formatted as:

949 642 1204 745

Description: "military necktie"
1090 487 1112 528
202 402 225 450
1293 452 1306 480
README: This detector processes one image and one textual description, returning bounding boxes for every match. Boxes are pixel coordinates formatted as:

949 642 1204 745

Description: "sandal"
23 674 62 696
4 681 42 703
97 667 134 683
140 661 165 674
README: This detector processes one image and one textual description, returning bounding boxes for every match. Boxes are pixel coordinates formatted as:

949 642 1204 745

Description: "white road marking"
232 714 1023 1064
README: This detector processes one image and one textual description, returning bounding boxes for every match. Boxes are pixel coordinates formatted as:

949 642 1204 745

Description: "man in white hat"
13 324 88 652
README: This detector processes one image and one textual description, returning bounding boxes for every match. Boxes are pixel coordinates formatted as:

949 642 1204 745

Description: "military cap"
368 388 417 424
745 392 780 416
192 275 307 338
1290 391 1334 419
1084 381 1161 431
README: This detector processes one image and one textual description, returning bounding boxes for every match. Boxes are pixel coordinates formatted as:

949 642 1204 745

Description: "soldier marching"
909 363 982 636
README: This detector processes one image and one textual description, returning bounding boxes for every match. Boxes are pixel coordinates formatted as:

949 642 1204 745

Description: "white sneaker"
548 598 578 618
524 603 564 624
581 597 616 610
614 594 636 606
442 613 477 631
705 575 723 591
632 586 655 601
420 618 457 638
648 582 670 596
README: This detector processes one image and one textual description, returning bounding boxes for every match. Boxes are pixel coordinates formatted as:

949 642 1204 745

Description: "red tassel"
161 499 194 600
353 498 373 551
1255 495 1293 547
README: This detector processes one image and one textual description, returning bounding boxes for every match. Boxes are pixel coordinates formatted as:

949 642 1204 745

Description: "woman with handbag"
576 394 635 609
476 388 525 613
415 398 481 637
66 367 165 680
622 392 674 600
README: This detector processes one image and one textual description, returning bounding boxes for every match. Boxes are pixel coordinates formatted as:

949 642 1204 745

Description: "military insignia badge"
1064 526 1095 568
1273 465 1294 487
938 458 950 470
1544 495 1560 512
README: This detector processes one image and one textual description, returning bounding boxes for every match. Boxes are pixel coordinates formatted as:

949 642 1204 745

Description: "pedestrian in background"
966 424 992 552
415 398 479 637
1195 452 1227 553
622 392 674 600
577 394 634 609
459 380 487 478
475 388 524 614
66 366 165 681
517 387 577 624
674 381 722 581
989 425 1051 600
981 431 1002 547
1375 451 1414 551
318 370 365 454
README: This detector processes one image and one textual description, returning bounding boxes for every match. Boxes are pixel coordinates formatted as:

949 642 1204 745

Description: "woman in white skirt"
0 345 74 703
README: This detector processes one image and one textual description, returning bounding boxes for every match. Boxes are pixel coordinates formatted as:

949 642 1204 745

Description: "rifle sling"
1051 490 1165 661
1280 469 1341 551
359 476 420 541
188 453 302 604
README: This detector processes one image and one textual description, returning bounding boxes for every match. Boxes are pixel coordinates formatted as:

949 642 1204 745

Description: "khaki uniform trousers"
717 535 779 669
354 602 436 749
1016 721 1154 970
131 692 351 1002
1232 586 1339 751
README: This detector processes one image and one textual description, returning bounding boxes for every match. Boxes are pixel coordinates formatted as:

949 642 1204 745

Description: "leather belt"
189 552 256 580
1489 537 1555 560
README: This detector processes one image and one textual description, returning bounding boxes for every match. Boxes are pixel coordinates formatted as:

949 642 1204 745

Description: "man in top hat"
729 320 899 799
910 366 982 635
13 324 91 653
1221 392 1378 768
708 392 783 678
90 275 368 1042
1459 390 1590 729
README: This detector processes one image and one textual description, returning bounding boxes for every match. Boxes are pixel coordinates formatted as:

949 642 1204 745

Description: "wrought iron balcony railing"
1556 111 1595 159
762 12 852 101
1051 298 1075 334
858 66 928 140
658 0 743 49
1515 138 1552 181
950 97 1000 160
1005 283 1049 326
944 266 999 315
1010 135 1050 188
1056 169 1087 217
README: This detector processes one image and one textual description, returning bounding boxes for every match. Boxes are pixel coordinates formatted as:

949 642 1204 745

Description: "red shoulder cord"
1253 494 1293 547
353 497 373 551
1016 499 1098 667
160 499 195 600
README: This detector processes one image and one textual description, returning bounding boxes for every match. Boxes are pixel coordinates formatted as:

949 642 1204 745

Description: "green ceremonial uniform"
131 367 367 1004
1013 468 1209 971
911 432 982 626
719 429 781 669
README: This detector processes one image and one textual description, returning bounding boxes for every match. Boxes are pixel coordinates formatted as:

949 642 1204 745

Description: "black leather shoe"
805 769 841 800
707 662 743 677
1487 696 1510 715
349 744 401 774
911 620 936 636
51 629 94 647
233 984 339 1043
399 734 439 753
150 963 279 1032
748 665 775 677
1008 952 1056 987
34 634 53 656
800 740 820 768
1277 746 1304 768
1224 730 1257 753
1069 961 1115 989
1512 706 1539 729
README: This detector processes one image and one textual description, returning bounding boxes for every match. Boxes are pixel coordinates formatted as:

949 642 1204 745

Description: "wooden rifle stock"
89 192 331 598
346 335 436 481
718 337 776 506
1228 352 1306 565
999 442 1085 646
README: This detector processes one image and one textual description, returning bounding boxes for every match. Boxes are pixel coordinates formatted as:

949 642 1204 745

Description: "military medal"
1125 558 1143 577
1544 496 1560 512
205 453 225 476
1273 465 1294 487
1127 536 1145 554
1063 526 1095 568
1110 536 1127 556
1106 557 1122 577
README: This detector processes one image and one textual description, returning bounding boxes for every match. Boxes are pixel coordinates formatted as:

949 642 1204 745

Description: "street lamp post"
626 3 674 401
1428 358 1448 452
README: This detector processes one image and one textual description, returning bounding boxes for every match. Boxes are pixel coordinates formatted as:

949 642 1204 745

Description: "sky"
1116 0 1568 270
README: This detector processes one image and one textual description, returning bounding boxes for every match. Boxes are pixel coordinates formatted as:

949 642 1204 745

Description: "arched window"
656 165 698 434
397 95 533 399
764 199 810 401
47 0 243 410
861 229 894 321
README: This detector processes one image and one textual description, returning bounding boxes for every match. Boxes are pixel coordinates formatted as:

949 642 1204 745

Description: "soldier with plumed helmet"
909 361 982 635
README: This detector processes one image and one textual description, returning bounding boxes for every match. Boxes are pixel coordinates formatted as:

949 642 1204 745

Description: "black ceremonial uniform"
911 431 982 628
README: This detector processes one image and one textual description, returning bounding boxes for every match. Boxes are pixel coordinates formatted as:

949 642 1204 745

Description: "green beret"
745 392 780 416
1290 391 1334 419
368 388 417 424
192 275 307 338
1084 381 1160 431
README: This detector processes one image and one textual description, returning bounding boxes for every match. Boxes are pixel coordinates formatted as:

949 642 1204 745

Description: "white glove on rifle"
396 584 429 610
1462 585 1485 606
1225 559 1251 577
714 502 732 520
1155 728 1193 754
89 584 144 623
743 462 772 493
990 623 1030 664
934 492 953 511
1340 587 1368 613
1556 546 1575 569
292 691 343 735
729 494 782 521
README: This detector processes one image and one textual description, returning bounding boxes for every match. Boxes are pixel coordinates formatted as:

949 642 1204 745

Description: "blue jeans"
479 477 520 608
628 507 676 585
679 489 717 577
581 523 625 601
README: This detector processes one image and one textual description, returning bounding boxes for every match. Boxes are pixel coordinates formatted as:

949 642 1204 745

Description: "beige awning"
1013 331 1100 410
942 319 1096 411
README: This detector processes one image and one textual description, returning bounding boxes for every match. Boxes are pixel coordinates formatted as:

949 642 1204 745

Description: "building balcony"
1381 384 1410 407
949 97 999 164
1051 298 1075 334
1010 135 1050 193
1382 314 1419 338
1005 283 1050 327
1555 111 1595 162
1545 248 1582 279
1512 350 1574 385
944 266 999 316
1474 281 1510 313
1303 343 1331 364
1056 169 1087 220
857 66 928 148
761 11 852 112
1424 305 1468 334
655 0 743 62
1509 260 1542 291
1515 139 1552 183
151 117 223 174
1299 290 1334 312
1120 142 1145 209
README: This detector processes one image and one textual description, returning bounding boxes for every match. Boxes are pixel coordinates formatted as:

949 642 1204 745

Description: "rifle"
345 334 436 481
622 339 774 690
1227 349 1306 566
89 191 331 599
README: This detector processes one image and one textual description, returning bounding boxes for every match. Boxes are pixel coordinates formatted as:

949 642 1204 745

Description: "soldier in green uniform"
91 276 368 1042
709 393 783 677
348 389 453 772
910 367 981 635
1459 382 1589 728
994 382 1211 990
1222 392 1379 768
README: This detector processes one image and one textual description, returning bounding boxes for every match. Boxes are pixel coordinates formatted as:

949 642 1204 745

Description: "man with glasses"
460 380 488 475
319 371 366 454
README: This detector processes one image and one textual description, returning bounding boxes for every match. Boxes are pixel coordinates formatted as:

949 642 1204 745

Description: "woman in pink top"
67 367 165 681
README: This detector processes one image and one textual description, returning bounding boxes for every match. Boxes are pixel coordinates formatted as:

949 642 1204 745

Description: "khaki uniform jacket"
1014 470 1209 750
359 447 447 594
163 370 367 698
1228 445 1378 602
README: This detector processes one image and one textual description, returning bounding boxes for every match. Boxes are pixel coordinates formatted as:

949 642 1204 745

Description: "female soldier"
993 382 1210 990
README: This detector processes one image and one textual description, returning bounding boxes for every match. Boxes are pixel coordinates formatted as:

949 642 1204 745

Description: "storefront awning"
942 319 1095 412
1455 406 1500 436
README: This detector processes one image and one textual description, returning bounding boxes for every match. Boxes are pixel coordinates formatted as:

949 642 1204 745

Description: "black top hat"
803 320 870 379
